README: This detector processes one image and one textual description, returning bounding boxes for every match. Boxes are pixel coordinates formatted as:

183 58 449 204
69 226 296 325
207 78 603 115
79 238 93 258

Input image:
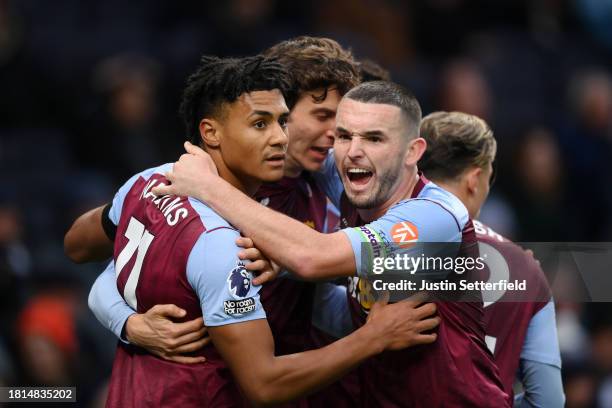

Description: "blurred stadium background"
0 0 611 406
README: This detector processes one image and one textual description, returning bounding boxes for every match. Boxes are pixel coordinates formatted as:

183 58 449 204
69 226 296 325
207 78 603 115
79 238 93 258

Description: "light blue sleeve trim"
520 302 562 367
341 199 463 277
515 359 565 408
313 151 344 208
109 164 173 225
88 261 135 343
312 283 353 338
186 228 266 327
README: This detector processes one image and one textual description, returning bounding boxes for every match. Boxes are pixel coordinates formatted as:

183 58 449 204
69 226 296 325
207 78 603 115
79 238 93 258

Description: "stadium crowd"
1 0 612 406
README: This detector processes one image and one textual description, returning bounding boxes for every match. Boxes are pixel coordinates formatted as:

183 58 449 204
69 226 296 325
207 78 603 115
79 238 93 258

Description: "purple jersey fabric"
341 174 510 408
107 172 249 407
255 174 327 355
256 173 359 407
476 220 551 400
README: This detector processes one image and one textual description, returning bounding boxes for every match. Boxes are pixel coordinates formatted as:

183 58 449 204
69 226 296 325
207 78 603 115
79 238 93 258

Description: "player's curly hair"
179 55 293 146
419 111 497 182
264 36 360 104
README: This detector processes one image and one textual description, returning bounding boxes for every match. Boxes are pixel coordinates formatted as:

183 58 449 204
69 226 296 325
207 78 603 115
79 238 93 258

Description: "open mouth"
309 145 332 160
346 168 374 186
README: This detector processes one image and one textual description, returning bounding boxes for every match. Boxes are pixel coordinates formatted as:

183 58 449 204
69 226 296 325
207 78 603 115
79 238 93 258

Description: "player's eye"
278 117 288 128
254 120 266 129
315 112 333 122
366 136 382 143
336 132 351 141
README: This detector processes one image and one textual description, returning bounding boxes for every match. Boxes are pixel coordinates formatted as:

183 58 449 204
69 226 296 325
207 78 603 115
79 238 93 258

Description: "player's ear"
199 118 221 149
405 137 427 166
466 166 482 195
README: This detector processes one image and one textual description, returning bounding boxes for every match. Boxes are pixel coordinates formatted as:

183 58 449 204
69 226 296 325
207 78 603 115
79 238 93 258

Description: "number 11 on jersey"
116 217 155 309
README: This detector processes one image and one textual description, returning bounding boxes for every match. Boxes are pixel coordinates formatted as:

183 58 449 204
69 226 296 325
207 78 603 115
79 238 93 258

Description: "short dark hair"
344 81 422 136
264 36 360 105
358 59 391 82
179 55 293 145
419 111 496 182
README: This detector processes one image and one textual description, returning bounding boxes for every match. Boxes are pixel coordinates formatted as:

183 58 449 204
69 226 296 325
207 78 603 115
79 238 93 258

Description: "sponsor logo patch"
390 221 419 248
227 262 251 299
224 297 257 316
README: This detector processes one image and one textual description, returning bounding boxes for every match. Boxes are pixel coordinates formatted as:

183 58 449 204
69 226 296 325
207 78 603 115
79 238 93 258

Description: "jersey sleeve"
88 261 135 343
186 228 266 326
108 173 142 226
340 199 464 277
520 301 562 368
312 283 353 338
515 358 565 407
313 151 344 208
108 164 172 226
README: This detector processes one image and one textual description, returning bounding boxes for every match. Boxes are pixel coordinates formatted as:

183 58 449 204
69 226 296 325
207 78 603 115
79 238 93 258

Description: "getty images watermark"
370 249 526 294
357 241 612 303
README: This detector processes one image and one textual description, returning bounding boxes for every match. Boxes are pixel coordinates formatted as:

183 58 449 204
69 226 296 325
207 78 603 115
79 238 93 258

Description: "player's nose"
269 122 289 149
346 137 365 159
323 128 335 145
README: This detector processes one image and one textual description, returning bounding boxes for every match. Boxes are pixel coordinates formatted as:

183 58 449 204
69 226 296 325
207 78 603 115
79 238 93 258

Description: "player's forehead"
336 98 403 134
296 87 342 112
233 89 289 118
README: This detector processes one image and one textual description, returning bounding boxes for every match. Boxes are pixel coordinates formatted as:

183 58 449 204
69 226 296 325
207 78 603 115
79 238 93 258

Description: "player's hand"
152 141 219 198
125 304 210 364
236 237 282 285
365 291 439 351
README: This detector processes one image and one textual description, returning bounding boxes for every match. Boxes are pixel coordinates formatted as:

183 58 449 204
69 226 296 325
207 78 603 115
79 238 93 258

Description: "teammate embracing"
78 56 439 407
156 81 510 407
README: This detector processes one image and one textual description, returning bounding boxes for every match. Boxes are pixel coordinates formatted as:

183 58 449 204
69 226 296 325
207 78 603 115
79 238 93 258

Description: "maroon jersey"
256 173 358 407
255 174 327 354
476 220 552 400
106 166 252 407
341 175 510 407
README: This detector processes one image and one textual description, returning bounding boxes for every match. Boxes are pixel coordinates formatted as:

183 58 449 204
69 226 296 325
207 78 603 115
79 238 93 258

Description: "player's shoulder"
473 220 509 243
388 181 469 232
474 220 528 263
187 197 238 236
475 220 551 295
125 163 173 187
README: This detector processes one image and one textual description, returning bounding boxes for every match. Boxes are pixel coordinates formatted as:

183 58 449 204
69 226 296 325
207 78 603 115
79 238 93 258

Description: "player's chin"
259 167 285 182
302 157 325 173
344 189 376 209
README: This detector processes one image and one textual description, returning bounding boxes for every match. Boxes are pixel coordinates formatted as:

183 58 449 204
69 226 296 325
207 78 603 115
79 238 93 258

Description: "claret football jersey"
105 164 265 408
315 154 509 408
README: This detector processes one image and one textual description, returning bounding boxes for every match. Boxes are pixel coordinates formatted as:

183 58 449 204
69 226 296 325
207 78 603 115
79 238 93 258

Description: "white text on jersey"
140 178 189 226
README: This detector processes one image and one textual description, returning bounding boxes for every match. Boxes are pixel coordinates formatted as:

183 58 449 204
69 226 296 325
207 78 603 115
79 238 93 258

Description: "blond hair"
419 111 496 181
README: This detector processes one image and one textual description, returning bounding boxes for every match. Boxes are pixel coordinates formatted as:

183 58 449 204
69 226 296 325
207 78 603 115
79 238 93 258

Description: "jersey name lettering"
140 178 189 226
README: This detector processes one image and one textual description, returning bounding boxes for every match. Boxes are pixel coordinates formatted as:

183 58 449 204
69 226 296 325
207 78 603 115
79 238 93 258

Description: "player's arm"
155 143 356 279
88 261 208 363
211 297 434 406
89 261 136 340
64 204 115 263
190 228 439 406
66 170 144 264
515 302 565 408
